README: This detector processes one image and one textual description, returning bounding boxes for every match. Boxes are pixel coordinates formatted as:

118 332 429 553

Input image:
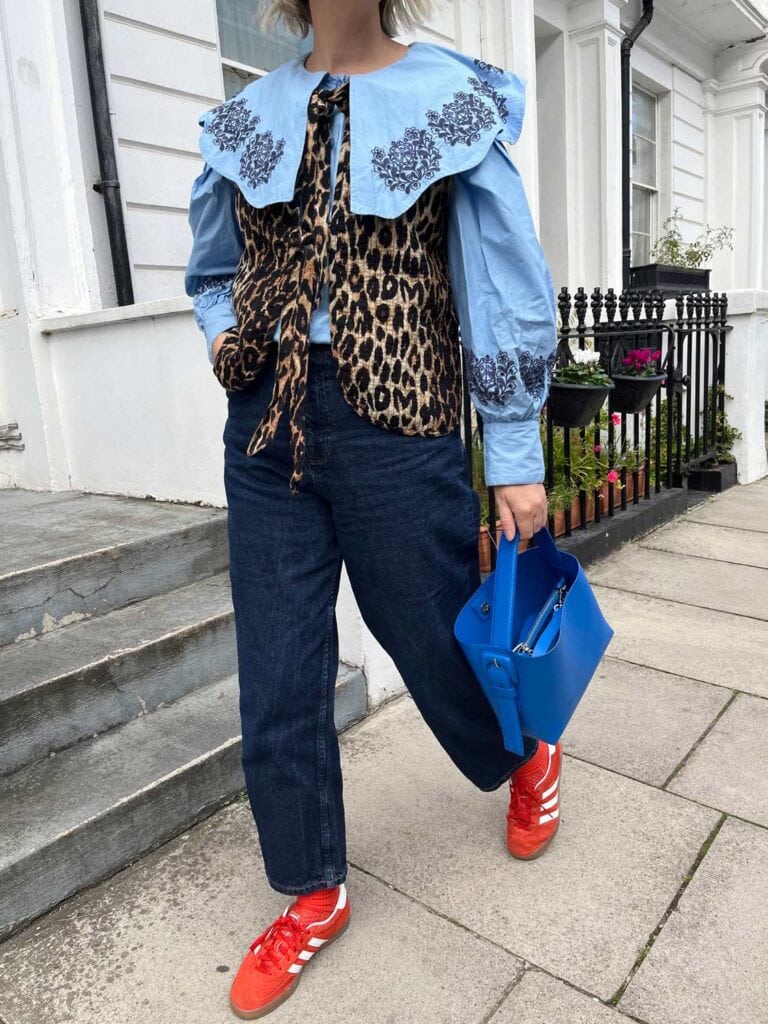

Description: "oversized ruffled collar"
197 41 526 220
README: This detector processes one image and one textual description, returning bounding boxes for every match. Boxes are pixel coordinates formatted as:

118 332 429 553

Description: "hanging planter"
610 373 666 414
609 346 667 415
548 346 614 429
549 381 614 429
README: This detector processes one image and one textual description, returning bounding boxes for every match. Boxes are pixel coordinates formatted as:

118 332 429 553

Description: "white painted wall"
99 0 226 302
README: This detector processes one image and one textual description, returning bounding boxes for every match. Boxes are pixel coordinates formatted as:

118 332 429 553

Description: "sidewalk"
1 479 766 1024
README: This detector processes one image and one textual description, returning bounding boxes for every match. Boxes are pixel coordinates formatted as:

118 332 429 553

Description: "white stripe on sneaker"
542 794 559 811
307 937 327 948
539 809 560 824
542 777 559 800
287 964 303 974
298 950 314 961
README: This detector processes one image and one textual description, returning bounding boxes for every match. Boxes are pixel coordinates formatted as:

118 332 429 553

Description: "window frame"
630 84 659 267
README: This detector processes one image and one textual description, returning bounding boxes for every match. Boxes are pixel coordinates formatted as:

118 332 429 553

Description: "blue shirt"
185 40 557 486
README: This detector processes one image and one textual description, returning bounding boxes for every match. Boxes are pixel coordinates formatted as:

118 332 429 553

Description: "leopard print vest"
212 79 462 492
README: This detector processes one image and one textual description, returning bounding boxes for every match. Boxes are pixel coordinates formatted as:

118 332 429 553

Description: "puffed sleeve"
447 134 556 486
184 163 244 364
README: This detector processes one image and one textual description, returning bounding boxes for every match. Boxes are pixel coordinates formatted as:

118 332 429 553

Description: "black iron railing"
464 287 731 568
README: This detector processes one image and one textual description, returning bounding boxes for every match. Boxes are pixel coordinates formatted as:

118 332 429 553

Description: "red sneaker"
506 741 562 860
229 884 350 1019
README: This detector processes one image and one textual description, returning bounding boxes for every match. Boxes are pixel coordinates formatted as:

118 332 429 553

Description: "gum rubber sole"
229 915 351 1020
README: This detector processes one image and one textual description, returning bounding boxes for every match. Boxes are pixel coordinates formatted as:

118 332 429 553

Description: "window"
216 0 312 97
631 86 658 266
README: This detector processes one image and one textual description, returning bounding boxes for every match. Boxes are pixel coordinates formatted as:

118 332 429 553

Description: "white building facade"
1 0 767 697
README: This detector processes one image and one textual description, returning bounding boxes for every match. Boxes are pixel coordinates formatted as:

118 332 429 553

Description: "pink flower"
611 412 622 426
593 444 602 453
607 469 619 483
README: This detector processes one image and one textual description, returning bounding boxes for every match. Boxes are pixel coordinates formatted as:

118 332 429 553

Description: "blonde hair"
260 0 435 38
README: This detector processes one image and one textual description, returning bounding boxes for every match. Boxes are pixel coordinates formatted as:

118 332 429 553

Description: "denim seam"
316 558 345 887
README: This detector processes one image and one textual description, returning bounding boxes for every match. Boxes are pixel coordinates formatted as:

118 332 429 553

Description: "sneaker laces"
507 775 546 829
249 913 308 976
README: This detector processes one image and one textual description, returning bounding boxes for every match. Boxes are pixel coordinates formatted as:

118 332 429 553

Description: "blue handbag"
454 526 614 756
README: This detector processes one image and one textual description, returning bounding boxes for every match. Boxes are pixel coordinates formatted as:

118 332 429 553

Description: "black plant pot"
687 461 738 493
548 382 614 429
610 373 666 414
628 263 710 294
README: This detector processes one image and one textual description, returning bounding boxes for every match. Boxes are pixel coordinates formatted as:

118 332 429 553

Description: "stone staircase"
0 489 367 940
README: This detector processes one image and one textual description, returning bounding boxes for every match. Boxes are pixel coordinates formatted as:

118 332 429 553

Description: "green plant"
650 206 734 269
471 434 490 523
713 386 741 464
540 419 627 514
553 349 613 387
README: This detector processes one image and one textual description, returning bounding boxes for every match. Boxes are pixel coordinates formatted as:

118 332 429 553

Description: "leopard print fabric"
213 79 462 492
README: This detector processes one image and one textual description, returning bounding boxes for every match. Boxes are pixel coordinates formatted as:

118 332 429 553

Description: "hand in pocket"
212 326 269 392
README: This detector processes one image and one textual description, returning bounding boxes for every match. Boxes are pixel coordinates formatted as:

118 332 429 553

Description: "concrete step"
0 666 367 940
0 490 228 646
0 572 236 776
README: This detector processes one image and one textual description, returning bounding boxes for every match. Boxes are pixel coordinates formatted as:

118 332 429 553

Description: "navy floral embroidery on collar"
469 76 509 123
240 131 286 188
474 58 503 74
203 96 287 188
372 61 514 194
371 128 442 194
204 97 259 152
426 90 496 146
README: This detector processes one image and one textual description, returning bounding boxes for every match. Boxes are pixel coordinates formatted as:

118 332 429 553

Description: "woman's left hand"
493 483 548 542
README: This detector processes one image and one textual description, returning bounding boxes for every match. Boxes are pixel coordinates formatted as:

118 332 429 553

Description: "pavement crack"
661 691 740 790
607 813 727 1007
477 965 526 1024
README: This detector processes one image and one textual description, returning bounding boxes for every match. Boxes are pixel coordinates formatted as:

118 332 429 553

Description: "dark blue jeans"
223 343 536 894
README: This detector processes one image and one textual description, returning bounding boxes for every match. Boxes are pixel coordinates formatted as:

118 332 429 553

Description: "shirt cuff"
203 313 238 365
482 419 545 486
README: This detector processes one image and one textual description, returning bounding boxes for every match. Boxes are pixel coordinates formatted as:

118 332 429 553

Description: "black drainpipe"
621 0 654 290
78 0 134 305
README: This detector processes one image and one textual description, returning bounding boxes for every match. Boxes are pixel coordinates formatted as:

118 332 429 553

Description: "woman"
185 0 559 1017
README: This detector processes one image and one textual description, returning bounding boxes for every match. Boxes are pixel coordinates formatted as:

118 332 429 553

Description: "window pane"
632 135 656 188
632 232 650 266
632 88 656 141
217 0 312 72
223 65 258 99
632 186 650 234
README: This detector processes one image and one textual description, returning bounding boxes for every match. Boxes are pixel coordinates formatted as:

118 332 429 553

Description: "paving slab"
588 546 768 620
640 519 768 569
667 693 768 824
490 970 629 1023
0 802 523 1024
591 586 768 698
563 658 731 786
341 697 719 999
621 818 768 1024
684 480 768 533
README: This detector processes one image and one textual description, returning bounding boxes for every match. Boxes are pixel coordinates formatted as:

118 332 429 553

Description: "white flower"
571 348 601 366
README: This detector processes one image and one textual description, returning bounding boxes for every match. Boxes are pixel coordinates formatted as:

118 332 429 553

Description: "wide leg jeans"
223 342 535 894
